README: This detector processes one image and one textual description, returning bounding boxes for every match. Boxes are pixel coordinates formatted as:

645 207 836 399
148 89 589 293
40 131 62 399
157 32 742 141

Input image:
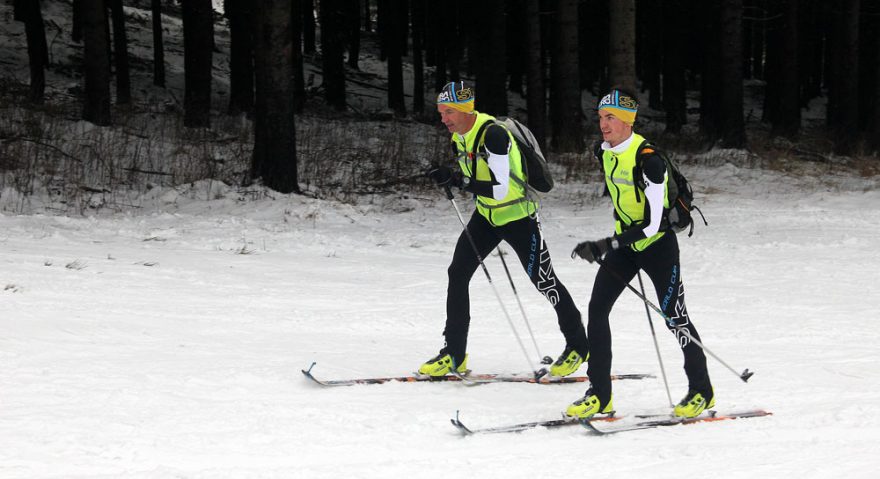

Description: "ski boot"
417 350 468 377
549 347 588 377
565 388 613 419
673 388 716 418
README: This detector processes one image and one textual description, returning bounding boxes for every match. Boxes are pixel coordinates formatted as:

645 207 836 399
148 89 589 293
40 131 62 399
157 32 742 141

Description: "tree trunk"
640 0 663 110
303 0 316 53
14 0 48 104
608 0 636 90
81 0 111 125
72 0 83 42
225 0 255 115
151 0 165 87
872 2 880 151
474 0 507 116
346 0 361 70
251 0 299 194
550 0 584 152
320 0 347 111
771 0 800 138
751 0 765 79
108 0 131 105
663 0 687 134
699 0 722 141
364 0 372 32
292 0 305 112
719 0 746 148
411 0 425 115
525 0 547 150
182 0 213 128
829 0 860 154
386 0 406 116
506 0 525 95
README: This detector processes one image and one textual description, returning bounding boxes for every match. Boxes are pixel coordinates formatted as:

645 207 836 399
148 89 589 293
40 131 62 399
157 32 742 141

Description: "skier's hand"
426 165 464 189
571 237 616 263
425 165 453 186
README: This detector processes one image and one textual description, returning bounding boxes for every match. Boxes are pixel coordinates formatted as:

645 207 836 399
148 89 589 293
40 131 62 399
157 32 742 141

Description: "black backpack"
594 140 706 236
471 118 554 193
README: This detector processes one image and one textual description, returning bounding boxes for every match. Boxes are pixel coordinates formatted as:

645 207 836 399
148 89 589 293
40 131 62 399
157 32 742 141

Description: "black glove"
571 237 617 263
425 165 464 189
426 165 453 186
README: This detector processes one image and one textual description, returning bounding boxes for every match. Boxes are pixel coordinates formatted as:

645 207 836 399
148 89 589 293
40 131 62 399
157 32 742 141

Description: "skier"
566 88 714 419
420 81 589 378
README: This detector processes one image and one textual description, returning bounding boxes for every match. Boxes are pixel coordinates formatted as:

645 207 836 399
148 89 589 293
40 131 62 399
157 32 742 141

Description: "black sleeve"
483 124 511 155
614 152 667 247
641 153 667 185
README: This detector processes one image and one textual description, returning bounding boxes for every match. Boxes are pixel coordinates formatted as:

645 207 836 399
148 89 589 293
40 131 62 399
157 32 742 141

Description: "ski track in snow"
1 167 879 478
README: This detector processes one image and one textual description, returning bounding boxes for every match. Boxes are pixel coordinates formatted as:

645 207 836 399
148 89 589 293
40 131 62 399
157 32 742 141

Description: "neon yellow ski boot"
549 347 588 377
565 388 613 418
673 389 716 418
418 351 468 377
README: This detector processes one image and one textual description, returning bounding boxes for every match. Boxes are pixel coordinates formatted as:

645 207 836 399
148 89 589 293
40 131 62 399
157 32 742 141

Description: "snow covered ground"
1 160 879 478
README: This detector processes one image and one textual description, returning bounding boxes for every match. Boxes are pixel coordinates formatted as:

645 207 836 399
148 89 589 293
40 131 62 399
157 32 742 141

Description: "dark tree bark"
550 0 584 152
346 0 361 70
251 0 299 194
14 0 48 104
525 0 547 150
320 0 347 110
799 0 824 106
608 0 636 90
81 0 111 125
108 0 131 104
771 0 800 138
719 0 746 148
291 0 305 112
225 0 255 115
474 0 507 116
506 0 525 95
761 0 781 123
182 0 213 128
411 0 425 115
303 0 316 53
386 0 406 116
72 0 83 42
750 0 766 79
663 0 687 134
364 0 372 32
151 0 165 87
872 0 880 150
638 0 663 110
699 0 722 141
828 0 860 154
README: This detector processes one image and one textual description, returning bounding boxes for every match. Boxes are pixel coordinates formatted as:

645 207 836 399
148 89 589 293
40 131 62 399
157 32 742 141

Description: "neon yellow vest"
601 133 668 251
454 112 537 226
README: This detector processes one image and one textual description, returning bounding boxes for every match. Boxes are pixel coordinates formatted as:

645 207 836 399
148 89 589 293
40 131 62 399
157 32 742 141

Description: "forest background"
2 0 879 213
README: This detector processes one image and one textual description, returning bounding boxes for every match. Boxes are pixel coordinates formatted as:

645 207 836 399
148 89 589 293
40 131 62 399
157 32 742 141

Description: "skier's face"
598 110 633 147
438 105 476 135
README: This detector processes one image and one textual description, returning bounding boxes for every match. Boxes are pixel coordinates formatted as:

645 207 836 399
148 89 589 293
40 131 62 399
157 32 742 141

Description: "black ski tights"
442 212 587 363
585 233 712 403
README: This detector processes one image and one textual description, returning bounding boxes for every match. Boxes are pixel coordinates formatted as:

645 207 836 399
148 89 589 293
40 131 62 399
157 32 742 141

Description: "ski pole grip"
444 185 455 200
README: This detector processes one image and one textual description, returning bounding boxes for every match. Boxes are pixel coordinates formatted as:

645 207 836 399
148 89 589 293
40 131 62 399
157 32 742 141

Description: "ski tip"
740 369 755 382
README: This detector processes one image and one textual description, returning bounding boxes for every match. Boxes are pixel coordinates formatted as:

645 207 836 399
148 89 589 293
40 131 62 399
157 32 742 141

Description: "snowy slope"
2 162 879 478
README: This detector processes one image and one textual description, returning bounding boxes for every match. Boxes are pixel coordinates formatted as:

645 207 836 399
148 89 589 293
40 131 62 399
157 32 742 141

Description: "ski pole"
637 271 675 407
495 247 553 366
444 186 546 378
595 257 754 383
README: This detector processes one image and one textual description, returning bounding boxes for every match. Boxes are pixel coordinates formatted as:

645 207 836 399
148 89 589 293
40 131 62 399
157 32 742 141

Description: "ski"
582 409 772 435
302 362 653 387
451 410 620 435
